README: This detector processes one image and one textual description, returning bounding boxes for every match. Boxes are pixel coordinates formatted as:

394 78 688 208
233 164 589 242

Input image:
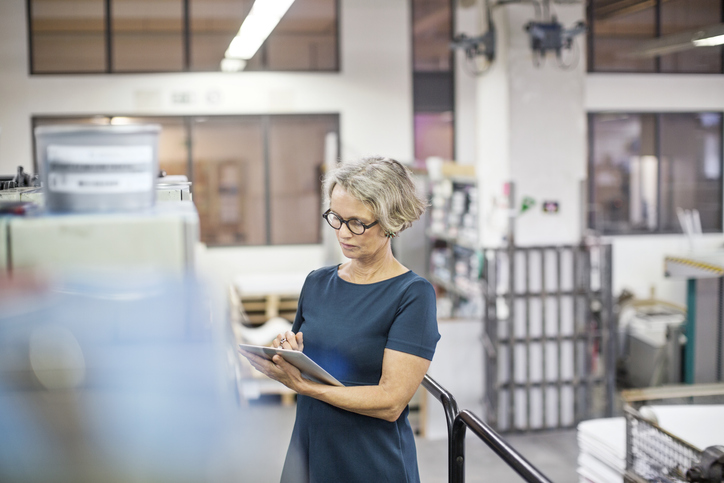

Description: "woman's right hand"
273 330 304 352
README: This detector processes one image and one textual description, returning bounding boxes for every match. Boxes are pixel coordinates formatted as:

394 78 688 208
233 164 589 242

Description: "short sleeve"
292 270 314 333
385 279 440 360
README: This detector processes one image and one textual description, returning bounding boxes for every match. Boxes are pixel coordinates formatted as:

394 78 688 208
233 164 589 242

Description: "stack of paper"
577 417 626 483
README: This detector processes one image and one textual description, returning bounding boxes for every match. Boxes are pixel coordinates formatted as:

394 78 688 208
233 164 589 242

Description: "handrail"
422 374 460 482
422 374 553 483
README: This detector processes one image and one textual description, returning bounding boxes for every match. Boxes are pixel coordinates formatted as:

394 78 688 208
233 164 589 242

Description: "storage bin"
35 124 160 213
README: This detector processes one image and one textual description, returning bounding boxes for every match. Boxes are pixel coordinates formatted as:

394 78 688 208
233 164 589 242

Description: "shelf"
429 274 478 299
426 171 481 318
426 230 479 250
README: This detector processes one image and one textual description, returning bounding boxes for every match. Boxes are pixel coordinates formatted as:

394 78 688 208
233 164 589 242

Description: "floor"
235 399 581 483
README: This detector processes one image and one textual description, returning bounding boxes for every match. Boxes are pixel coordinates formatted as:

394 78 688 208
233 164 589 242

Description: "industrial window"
588 0 724 73
588 112 723 235
28 0 339 74
32 114 340 246
411 0 455 164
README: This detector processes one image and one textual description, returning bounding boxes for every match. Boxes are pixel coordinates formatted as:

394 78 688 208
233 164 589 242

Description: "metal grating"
482 242 616 431
625 406 701 483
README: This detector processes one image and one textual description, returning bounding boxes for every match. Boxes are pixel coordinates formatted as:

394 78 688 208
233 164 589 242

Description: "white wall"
586 74 724 111
476 4 512 247
0 0 414 286
454 1 482 166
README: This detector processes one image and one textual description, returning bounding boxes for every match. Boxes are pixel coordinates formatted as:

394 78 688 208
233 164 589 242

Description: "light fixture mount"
524 17 586 67
451 29 496 64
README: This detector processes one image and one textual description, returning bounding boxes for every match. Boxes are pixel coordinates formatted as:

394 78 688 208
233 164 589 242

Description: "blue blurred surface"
0 272 247 483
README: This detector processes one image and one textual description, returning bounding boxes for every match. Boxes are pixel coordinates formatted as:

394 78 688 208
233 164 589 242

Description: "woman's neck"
343 249 405 284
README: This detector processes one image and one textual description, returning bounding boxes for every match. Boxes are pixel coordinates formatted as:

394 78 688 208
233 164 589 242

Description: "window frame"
587 111 724 236
586 0 724 74
26 0 340 75
410 0 456 165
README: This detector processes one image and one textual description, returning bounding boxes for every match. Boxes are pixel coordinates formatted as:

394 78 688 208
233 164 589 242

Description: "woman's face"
328 185 389 261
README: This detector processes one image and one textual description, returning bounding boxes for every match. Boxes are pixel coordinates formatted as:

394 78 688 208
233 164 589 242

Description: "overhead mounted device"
525 17 586 68
450 0 496 76
451 27 496 74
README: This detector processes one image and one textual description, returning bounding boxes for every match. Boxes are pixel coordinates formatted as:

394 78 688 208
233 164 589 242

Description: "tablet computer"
238 344 344 387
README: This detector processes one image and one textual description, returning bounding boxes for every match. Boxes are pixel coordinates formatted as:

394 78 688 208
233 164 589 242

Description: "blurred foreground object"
0 273 245 483
0 201 197 277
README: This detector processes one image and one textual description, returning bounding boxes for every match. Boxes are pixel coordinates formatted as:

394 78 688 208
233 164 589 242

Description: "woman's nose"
338 222 354 237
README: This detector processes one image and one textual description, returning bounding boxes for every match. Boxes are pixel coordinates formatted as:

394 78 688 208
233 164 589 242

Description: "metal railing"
422 374 553 483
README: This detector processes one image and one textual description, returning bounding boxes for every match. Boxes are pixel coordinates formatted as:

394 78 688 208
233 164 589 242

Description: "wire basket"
624 405 702 483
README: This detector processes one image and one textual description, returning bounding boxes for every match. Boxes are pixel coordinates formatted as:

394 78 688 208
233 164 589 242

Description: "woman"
240 156 440 483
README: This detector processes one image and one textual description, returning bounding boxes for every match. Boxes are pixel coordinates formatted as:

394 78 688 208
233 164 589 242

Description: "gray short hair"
323 156 428 235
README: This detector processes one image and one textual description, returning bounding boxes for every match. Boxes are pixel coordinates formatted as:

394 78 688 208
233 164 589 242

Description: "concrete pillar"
474 2 587 247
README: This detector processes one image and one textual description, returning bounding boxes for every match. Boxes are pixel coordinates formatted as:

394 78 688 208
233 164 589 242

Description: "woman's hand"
238 331 307 392
272 330 304 351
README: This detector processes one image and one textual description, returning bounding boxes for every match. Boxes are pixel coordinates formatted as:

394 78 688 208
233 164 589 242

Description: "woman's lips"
340 243 356 250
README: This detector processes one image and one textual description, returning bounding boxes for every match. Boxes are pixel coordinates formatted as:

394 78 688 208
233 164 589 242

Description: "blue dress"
280 265 440 483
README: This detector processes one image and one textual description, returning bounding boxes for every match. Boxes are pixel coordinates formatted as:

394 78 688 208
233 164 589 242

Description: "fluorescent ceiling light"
224 0 295 60
693 33 724 47
628 23 724 58
221 58 247 72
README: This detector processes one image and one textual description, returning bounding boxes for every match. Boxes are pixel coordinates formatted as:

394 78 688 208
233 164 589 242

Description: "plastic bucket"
35 124 161 213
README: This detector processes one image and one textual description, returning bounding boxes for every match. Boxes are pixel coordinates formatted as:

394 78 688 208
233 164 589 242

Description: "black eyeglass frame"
322 209 379 235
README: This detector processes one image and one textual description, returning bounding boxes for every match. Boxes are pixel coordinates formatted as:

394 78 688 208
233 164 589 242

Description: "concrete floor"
235 399 580 483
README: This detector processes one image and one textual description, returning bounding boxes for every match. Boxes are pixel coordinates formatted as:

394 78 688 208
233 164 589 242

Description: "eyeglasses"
322 209 379 235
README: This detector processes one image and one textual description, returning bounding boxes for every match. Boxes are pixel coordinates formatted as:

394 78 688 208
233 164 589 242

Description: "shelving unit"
422 164 616 433
426 164 482 319
419 164 486 439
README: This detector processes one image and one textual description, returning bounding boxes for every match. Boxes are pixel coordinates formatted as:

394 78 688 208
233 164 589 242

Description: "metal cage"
620 383 724 483
482 242 616 431
624 405 702 483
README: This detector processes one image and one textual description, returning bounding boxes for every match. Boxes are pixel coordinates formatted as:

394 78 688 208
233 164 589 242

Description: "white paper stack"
577 417 626 483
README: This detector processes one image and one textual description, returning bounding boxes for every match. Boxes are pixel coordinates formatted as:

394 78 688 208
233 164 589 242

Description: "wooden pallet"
230 285 299 326
228 285 299 405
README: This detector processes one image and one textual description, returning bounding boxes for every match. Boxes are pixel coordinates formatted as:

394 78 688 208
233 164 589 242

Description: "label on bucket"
47 145 154 194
